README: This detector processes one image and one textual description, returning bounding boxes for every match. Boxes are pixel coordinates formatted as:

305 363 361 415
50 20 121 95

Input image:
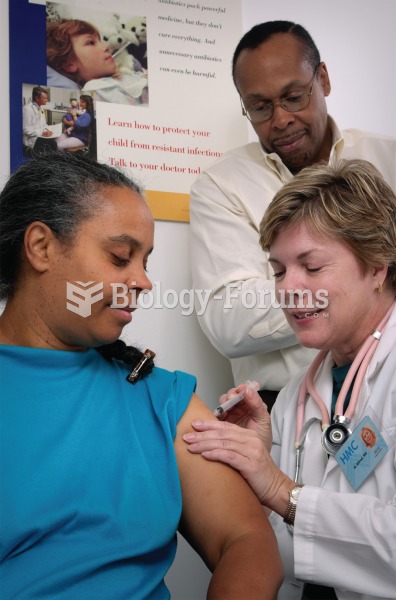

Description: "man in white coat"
23 86 56 157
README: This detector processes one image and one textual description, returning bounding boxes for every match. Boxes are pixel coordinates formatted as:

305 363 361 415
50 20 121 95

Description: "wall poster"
9 0 246 222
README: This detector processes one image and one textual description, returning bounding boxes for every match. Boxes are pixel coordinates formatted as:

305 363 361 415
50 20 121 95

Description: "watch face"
291 487 301 501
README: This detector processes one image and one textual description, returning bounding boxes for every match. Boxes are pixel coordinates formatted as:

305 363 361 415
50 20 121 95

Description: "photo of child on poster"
17 2 148 165
46 2 148 106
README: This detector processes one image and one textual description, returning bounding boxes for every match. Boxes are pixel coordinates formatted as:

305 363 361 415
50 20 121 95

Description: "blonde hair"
360 426 376 448
260 159 396 291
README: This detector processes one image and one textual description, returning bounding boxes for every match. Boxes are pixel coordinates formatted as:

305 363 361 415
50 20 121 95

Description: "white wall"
242 0 396 140
1 1 395 598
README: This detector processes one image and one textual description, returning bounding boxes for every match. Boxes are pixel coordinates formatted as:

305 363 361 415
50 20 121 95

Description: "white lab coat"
22 102 48 149
270 304 396 600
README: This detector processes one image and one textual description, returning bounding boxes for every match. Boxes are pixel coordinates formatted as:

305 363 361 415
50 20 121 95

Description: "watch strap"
283 485 303 526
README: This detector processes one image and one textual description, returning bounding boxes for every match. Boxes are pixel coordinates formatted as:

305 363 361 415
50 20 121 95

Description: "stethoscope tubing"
294 302 395 449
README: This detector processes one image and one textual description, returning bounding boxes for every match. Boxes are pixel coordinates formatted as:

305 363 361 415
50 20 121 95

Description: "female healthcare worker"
184 159 396 600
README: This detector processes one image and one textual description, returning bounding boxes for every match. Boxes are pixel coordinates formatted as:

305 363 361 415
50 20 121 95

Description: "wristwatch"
283 485 303 526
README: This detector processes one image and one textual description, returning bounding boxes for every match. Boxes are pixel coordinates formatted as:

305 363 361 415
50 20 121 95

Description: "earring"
377 282 383 294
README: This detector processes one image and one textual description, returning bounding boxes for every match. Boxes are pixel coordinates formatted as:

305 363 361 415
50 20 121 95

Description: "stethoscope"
293 302 394 483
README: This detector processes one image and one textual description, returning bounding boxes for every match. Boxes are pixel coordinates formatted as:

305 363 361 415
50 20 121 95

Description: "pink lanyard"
295 302 395 450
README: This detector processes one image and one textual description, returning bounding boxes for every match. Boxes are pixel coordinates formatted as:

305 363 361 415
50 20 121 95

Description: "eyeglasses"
241 64 320 124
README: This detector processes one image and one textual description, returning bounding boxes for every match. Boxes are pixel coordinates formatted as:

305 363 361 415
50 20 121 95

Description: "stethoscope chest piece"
295 303 394 459
321 419 352 455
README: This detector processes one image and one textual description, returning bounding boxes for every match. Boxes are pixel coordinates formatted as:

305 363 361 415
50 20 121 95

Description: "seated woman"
57 95 94 151
184 159 396 600
47 19 148 105
0 152 282 599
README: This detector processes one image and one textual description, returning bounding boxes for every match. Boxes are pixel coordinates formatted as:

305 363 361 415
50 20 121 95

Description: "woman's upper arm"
175 393 280 571
76 113 89 128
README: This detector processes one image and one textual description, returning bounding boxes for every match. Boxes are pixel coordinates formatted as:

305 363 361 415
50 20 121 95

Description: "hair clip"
126 349 156 384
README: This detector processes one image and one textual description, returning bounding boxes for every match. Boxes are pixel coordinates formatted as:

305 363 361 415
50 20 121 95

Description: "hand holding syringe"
213 380 260 417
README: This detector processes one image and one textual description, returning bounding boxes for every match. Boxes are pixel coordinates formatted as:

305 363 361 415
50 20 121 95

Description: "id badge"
335 415 388 490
